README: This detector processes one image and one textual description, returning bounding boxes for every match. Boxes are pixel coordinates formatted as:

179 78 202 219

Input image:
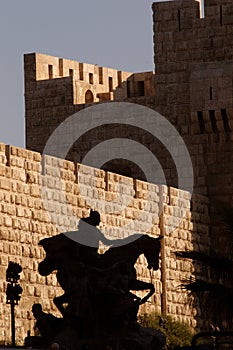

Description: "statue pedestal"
52 325 166 350
26 324 166 350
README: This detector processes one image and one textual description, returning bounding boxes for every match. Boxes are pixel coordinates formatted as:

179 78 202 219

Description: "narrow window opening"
178 10 181 31
197 111 205 133
89 73 94 84
105 171 109 191
99 67 103 84
109 77 113 92
190 199 193 212
117 71 122 87
127 80 131 98
210 86 213 100
5 145 11 167
79 63 84 81
133 178 137 199
220 5 223 27
48 65 53 79
69 69 74 77
221 109 231 132
138 81 145 97
59 59 63 76
209 110 218 133
74 163 79 184
26 173 31 184
41 155 45 176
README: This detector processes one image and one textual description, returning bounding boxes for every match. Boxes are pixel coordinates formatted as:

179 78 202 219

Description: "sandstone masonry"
3 0 231 343
25 0 233 206
153 0 233 204
0 142 209 344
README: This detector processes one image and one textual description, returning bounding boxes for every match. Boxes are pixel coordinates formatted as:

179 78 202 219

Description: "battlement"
25 52 132 86
153 0 233 30
152 0 233 67
152 0 233 65
24 53 155 105
24 52 156 162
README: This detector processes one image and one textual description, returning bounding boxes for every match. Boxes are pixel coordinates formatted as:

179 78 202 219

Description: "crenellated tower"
153 0 233 203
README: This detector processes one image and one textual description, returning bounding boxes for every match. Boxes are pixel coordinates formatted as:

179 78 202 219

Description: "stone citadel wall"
153 0 233 204
23 52 186 192
24 53 155 157
25 0 233 206
0 142 209 345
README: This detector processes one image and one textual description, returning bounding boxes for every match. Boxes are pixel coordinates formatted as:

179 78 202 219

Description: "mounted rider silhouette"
65 210 122 265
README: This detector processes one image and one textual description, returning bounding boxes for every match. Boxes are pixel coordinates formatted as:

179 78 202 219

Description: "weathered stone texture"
15 0 233 342
0 143 209 344
24 53 155 155
24 1 233 208
153 0 233 203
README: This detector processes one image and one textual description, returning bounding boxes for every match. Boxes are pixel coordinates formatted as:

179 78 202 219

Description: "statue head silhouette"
82 210 101 227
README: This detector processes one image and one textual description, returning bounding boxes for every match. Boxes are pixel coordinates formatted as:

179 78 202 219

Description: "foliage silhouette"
138 312 193 349
176 201 233 329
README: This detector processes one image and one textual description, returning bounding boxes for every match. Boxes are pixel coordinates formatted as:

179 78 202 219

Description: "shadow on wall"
67 123 178 188
177 199 233 331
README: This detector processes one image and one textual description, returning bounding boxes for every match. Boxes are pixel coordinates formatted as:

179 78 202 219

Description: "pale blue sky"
0 0 160 148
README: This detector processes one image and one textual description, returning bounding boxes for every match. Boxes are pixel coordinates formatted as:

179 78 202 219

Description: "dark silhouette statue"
25 210 166 350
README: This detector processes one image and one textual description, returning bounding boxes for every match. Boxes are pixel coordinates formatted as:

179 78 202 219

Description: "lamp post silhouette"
6 262 23 347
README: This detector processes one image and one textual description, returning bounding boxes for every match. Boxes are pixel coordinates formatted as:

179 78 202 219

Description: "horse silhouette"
38 233 161 316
